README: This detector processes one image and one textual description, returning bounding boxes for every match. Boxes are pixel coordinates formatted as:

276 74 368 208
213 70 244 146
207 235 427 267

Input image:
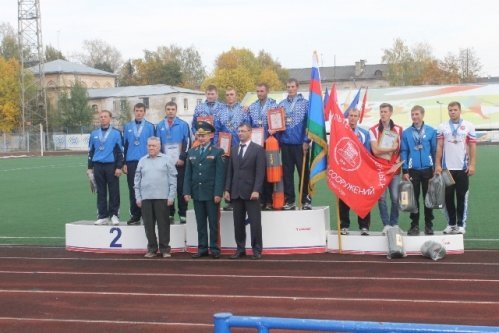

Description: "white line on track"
0 270 498 283
0 316 211 327
1 255 498 266
0 163 84 172
0 237 64 239
0 289 497 305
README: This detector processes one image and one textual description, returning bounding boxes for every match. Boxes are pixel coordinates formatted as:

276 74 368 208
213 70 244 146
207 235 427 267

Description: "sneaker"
424 226 434 235
282 202 296 210
144 252 156 258
360 228 369 236
340 228 349 235
223 203 233 211
94 218 108 225
381 225 391 235
457 226 466 234
162 252 172 258
111 215 120 225
127 217 141 225
263 203 273 211
302 202 312 210
179 216 186 224
407 226 420 236
443 225 458 234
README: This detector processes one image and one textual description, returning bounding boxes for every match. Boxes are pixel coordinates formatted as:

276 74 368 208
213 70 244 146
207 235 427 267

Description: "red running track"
0 246 498 333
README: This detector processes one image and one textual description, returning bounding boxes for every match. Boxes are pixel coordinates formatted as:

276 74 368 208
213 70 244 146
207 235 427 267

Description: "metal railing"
214 313 499 333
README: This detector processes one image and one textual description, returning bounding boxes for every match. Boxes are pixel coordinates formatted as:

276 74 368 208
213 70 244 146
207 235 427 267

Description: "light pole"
436 101 444 125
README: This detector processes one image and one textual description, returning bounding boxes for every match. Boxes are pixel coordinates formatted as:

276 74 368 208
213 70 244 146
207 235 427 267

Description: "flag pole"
335 197 343 254
298 145 309 210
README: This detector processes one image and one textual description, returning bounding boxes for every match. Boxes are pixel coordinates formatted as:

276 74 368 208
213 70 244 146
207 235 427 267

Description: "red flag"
359 87 368 124
324 83 341 121
327 99 397 218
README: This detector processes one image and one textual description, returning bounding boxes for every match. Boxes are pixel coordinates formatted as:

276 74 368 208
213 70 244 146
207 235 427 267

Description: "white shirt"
437 119 476 170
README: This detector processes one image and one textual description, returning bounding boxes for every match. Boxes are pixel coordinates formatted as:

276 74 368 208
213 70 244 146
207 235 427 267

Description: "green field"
0 146 498 249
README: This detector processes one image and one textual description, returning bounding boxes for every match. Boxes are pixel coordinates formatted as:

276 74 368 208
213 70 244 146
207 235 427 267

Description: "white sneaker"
360 228 369 236
94 218 109 225
382 225 391 235
457 226 466 234
340 228 349 235
111 215 120 225
443 225 458 234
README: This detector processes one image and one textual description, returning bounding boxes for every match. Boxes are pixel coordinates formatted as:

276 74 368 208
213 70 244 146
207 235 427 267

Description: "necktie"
201 146 206 155
238 144 246 160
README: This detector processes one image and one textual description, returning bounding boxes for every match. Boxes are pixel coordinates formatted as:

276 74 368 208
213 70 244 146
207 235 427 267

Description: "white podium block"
65 221 186 254
186 206 330 254
327 231 464 255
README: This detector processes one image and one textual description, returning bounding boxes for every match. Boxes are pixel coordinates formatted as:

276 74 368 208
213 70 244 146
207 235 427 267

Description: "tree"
56 81 93 132
0 22 20 60
382 38 414 86
45 44 66 62
0 57 21 132
458 48 482 83
117 45 205 88
78 39 122 73
203 47 287 101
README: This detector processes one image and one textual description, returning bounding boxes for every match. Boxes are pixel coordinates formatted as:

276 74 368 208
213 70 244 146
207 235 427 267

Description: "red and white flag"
327 99 399 218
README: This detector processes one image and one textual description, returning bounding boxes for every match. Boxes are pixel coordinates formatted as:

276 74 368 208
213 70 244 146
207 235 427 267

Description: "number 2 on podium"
110 227 122 247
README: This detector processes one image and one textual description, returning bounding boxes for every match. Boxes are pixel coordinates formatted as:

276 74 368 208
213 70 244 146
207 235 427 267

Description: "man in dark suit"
184 121 226 259
224 123 266 259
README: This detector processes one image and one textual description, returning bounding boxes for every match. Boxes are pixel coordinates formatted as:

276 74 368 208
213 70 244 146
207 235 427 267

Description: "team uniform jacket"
248 98 278 140
156 117 191 162
191 101 224 133
276 94 310 144
214 102 249 146
123 120 156 162
400 123 437 173
88 127 124 168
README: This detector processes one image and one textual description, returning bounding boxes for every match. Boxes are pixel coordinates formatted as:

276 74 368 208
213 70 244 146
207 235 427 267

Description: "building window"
196 99 202 105
92 105 98 112
141 97 149 109
171 97 177 102
184 98 188 111
374 70 383 77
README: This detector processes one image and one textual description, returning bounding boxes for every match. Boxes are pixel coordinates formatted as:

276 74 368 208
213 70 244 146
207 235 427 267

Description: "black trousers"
232 198 263 254
94 162 120 219
339 199 370 229
170 164 188 218
260 176 274 206
408 168 434 228
445 170 469 227
141 199 170 253
126 161 141 219
193 200 220 255
281 143 310 204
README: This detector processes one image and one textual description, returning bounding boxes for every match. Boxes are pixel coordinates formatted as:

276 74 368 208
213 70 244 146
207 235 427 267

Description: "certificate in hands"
218 132 232 156
251 127 264 146
197 115 214 125
267 108 286 132
378 130 398 160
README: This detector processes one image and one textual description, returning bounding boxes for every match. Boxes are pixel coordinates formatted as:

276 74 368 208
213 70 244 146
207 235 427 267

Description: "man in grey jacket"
134 137 177 258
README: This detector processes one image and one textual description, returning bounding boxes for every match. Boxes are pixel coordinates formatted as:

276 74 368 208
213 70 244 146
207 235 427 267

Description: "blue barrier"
214 313 499 333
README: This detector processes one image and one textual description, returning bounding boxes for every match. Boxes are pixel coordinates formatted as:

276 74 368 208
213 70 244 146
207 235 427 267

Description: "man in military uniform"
183 121 226 259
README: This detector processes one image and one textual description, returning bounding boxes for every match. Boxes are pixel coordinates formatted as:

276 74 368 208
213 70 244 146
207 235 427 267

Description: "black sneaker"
407 225 420 236
223 203 233 211
282 202 296 210
127 217 141 225
424 226 434 235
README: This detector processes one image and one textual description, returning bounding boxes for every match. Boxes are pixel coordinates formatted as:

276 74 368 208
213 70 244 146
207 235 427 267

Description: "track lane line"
0 289 497 305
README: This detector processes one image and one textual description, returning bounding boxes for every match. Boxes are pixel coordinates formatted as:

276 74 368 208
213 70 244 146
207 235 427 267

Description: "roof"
29 59 116 77
87 84 204 99
288 64 388 82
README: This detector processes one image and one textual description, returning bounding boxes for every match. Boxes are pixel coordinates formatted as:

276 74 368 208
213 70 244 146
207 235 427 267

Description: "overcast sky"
2 0 499 76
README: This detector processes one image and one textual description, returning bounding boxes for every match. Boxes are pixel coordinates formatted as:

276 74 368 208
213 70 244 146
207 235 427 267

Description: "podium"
185 206 330 254
327 231 464 255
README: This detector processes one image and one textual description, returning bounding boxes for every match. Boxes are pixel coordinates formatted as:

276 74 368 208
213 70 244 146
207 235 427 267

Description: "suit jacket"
225 141 266 200
183 144 226 201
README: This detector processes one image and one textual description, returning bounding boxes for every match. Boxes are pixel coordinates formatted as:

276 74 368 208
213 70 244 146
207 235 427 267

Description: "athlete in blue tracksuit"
157 101 191 223
276 79 311 210
123 103 156 224
400 105 437 235
88 110 124 224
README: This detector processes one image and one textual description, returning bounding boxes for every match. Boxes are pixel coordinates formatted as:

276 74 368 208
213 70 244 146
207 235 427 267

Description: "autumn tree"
0 22 20 59
382 38 414 86
0 57 21 132
45 44 66 62
202 47 287 101
458 48 482 83
56 81 93 132
77 39 122 73
117 45 205 88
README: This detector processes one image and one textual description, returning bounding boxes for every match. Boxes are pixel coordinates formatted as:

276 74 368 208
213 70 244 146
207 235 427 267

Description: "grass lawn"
0 145 497 249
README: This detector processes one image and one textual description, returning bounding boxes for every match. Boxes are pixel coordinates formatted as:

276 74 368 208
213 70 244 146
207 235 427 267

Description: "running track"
0 246 498 333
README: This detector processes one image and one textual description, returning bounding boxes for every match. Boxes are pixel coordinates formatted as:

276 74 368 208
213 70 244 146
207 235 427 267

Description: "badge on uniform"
98 145 105 151
207 156 215 160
